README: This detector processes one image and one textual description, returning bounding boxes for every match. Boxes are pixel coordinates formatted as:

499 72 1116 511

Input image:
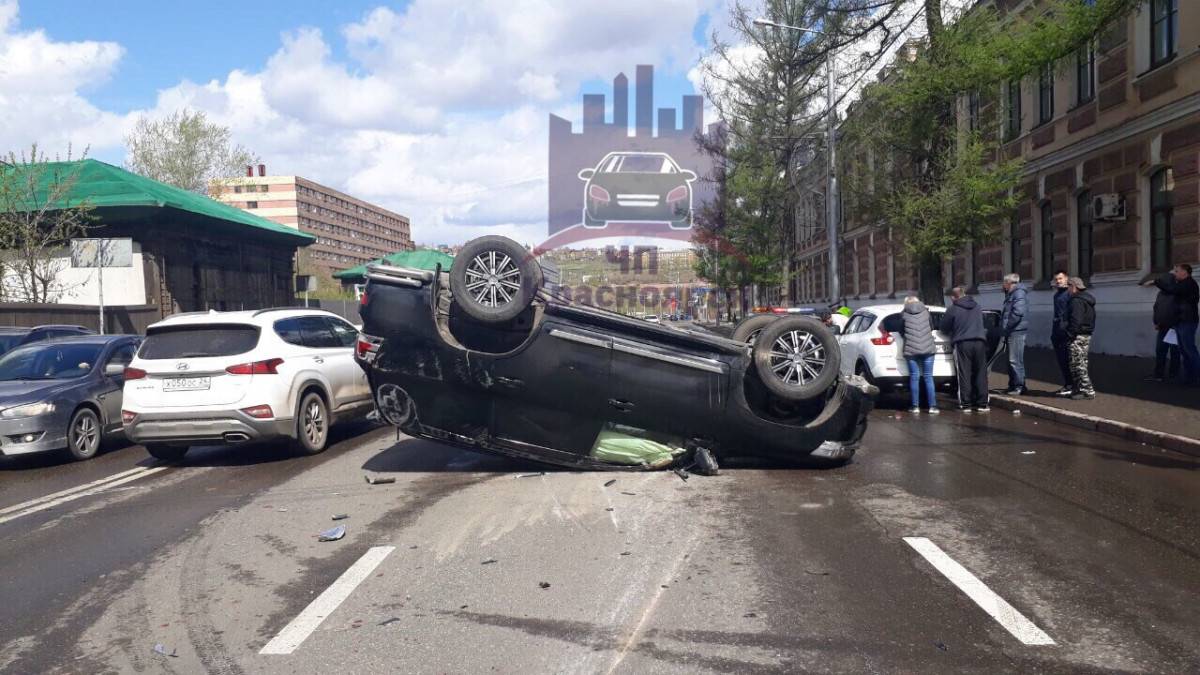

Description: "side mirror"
577 168 595 181
681 169 697 181
104 363 126 377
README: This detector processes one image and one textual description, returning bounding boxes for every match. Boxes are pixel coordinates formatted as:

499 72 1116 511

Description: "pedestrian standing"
940 287 989 412
1000 273 1029 394
1168 263 1199 385
901 296 938 414
1066 277 1097 400
1050 270 1074 396
1144 269 1183 382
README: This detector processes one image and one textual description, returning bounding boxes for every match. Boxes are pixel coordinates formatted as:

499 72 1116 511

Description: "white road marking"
260 546 396 655
904 537 1055 646
0 466 168 526
0 466 150 516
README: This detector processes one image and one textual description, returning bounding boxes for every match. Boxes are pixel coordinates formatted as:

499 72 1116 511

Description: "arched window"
1040 202 1054 281
1077 192 1093 279
1151 168 1174 271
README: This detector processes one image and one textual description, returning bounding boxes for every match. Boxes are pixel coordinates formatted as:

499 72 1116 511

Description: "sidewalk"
989 347 1200 456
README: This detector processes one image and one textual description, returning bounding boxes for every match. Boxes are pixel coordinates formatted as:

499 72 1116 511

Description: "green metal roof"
3 159 314 245
333 249 454 281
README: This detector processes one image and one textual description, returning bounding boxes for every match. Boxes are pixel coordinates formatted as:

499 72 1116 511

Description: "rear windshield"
139 324 260 359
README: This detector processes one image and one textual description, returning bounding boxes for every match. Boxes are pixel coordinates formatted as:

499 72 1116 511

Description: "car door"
323 316 370 404
98 341 137 430
488 319 611 456
607 332 726 440
297 316 356 408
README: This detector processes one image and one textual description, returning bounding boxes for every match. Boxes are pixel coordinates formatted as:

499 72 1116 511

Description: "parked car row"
0 310 371 463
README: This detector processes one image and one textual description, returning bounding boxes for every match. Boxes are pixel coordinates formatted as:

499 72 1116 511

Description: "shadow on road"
362 437 567 474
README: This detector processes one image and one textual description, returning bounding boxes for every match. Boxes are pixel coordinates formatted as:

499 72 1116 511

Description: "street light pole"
753 18 840 306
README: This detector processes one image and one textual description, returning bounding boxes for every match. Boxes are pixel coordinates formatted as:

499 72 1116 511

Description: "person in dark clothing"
1145 270 1182 382
941 287 989 412
1168 264 1199 384
1066 277 1097 399
1000 273 1029 394
901 296 938 414
1050 270 1074 395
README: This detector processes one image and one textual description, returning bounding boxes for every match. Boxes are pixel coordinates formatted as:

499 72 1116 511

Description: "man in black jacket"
1050 270 1073 395
1145 270 1182 381
1066 277 1097 399
941 287 989 412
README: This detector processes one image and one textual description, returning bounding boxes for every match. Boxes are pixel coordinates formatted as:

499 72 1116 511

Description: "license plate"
163 376 211 392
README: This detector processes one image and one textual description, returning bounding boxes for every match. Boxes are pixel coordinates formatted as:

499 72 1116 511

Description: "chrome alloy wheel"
303 399 326 447
768 329 826 386
464 251 522 307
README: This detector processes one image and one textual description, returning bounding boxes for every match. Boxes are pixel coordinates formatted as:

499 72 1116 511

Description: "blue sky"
1 0 726 244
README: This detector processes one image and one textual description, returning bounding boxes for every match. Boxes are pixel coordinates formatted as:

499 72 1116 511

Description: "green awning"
2 159 314 245
333 249 454 282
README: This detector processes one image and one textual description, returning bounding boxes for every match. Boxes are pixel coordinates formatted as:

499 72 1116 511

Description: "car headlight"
0 401 56 418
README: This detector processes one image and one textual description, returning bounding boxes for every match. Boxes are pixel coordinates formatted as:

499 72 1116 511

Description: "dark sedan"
0 335 140 460
0 325 95 357
356 236 876 471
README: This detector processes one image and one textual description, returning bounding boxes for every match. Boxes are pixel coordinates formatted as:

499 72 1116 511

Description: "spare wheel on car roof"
449 235 543 323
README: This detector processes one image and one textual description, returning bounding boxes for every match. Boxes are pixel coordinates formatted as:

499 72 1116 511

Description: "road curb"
988 394 1200 458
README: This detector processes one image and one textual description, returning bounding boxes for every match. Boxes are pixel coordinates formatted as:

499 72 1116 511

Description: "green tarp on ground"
333 249 454 283
590 423 686 468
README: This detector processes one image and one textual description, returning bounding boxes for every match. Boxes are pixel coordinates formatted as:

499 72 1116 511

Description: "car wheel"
146 444 189 462
295 392 330 455
450 235 543 323
731 315 777 345
752 316 840 401
65 408 101 461
855 361 891 393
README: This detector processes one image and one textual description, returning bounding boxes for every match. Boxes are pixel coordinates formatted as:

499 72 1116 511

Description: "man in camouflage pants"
1066 277 1097 400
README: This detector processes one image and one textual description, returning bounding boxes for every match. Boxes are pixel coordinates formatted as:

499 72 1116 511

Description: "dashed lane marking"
0 465 168 526
260 546 396 655
904 537 1055 646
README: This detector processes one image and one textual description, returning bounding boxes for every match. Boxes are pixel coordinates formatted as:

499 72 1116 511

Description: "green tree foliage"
125 109 258 194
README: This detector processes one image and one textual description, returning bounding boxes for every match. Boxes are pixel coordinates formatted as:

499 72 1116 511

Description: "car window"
274 318 306 347
0 343 102 380
930 311 946 332
21 329 47 344
139 324 260 359
325 317 358 348
0 334 24 354
982 311 1000 330
299 316 341 348
105 344 137 367
881 313 903 333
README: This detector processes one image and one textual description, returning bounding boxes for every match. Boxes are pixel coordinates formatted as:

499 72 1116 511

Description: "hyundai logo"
175 362 190 371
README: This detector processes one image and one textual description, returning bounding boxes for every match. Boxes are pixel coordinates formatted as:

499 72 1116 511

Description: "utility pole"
97 239 106 335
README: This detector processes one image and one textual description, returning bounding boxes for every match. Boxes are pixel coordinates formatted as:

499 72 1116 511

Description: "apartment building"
215 166 413 280
792 0 1198 356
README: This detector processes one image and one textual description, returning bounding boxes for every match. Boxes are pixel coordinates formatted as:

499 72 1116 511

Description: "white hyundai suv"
122 308 371 461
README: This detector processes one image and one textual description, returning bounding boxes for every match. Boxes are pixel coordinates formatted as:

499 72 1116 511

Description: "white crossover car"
836 304 1001 392
122 308 371 461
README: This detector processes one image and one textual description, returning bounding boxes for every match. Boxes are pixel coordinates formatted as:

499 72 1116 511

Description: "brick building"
214 166 412 283
791 0 1198 356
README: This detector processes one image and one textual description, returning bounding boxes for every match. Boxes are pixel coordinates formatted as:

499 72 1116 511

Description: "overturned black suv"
356 236 876 470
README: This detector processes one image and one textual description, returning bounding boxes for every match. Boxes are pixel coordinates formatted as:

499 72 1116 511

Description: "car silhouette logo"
577 151 697 231
175 362 189 371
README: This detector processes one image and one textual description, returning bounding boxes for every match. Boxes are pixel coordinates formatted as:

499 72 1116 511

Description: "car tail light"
124 367 147 380
356 333 383 360
121 410 135 425
870 328 895 345
359 290 369 307
666 185 688 203
225 358 283 375
588 184 611 202
240 404 274 419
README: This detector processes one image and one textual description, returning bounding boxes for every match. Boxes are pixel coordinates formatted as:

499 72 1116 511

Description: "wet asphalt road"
1 401 1198 674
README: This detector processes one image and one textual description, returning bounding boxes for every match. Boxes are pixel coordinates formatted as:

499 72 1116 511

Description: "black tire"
146 444 189 462
65 408 101 461
732 315 777 345
450 235 542 323
752 316 840 401
295 391 330 455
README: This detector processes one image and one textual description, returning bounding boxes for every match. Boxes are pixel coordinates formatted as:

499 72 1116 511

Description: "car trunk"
129 324 261 409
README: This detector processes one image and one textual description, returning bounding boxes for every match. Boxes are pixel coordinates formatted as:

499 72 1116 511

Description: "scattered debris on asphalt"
934 641 949 652
804 570 831 576
318 524 346 542
481 558 498 565
364 474 396 485
673 467 689 481
603 479 617 487
518 472 546 478
605 507 614 512
538 581 551 589
619 551 631 556
277 507 288 512
743 612 758 618
152 644 178 658
1012 410 1022 415
379 617 400 626
620 491 637 496
1021 451 1036 455
691 447 720 476
460 604 469 609
331 514 349 521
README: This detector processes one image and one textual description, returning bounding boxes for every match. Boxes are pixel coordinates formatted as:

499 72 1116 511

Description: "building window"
246 201 258 209
233 185 243 194
1006 79 1022 140
1150 168 1174 272
1038 65 1054 124
967 91 980 132
1075 44 1094 104
1077 191 1093 280
1150 0 1178 68
1040 202 1054 281
1010 215 1022 274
